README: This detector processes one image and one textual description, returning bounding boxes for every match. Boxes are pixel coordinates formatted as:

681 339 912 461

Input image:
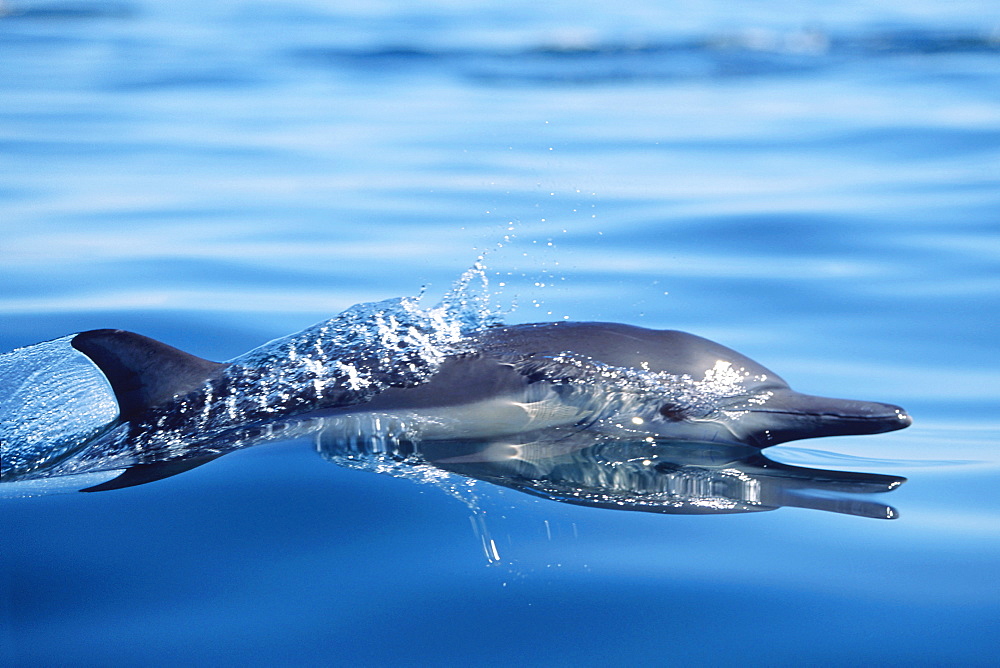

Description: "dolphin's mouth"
750 406 912 425
731 392 912 447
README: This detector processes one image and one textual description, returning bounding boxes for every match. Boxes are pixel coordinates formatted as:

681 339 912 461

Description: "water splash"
224 260 503 419
0 336 118 479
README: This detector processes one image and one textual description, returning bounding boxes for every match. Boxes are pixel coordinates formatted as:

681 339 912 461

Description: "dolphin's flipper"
71 329 225 421
79 454 223 492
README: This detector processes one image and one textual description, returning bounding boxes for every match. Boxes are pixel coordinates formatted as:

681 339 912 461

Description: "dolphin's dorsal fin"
72 329 225 421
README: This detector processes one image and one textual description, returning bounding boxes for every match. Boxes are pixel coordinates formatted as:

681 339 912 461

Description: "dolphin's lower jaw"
726 392 912 447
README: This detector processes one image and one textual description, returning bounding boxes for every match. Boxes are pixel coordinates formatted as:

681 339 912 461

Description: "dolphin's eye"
659 403 687 421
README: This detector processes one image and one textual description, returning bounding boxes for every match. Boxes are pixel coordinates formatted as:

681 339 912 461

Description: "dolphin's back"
472 322 789 386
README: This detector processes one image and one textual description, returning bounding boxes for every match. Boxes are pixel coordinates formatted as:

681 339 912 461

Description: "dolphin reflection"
319 428 906 519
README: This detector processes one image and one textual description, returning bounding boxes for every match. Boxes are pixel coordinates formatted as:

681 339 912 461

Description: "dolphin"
322 322 912 447
1 319 911 490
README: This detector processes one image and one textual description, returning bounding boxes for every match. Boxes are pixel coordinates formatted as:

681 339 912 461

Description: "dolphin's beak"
738 390 912 447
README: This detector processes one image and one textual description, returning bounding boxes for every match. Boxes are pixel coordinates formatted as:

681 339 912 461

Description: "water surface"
2 0 999 665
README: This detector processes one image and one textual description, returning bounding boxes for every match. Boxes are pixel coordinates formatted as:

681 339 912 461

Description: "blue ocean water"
2 0 999 665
